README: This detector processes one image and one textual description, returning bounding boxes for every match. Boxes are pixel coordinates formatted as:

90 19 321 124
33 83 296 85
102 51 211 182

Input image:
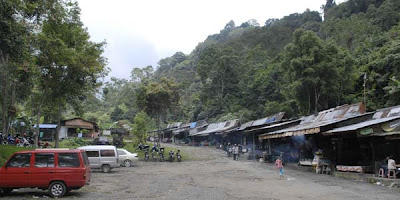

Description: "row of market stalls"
163 102 400 174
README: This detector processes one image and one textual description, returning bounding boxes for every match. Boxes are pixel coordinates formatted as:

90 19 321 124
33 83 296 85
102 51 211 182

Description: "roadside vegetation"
0 145 34 166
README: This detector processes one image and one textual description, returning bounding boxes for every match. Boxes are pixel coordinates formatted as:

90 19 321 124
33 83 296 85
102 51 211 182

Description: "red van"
0 149 90 198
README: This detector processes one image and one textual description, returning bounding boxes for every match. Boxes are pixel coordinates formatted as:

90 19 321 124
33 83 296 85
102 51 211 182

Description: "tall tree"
34 1 107 147
136 78 179 146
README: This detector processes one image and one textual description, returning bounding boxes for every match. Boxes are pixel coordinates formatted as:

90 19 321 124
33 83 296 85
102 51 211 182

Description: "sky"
78 0 344 80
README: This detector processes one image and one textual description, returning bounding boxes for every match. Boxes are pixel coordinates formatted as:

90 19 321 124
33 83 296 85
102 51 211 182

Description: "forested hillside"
6 0 398 135
145 0 400 124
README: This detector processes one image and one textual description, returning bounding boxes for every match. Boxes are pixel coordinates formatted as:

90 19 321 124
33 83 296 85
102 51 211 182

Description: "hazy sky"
78 0 343 80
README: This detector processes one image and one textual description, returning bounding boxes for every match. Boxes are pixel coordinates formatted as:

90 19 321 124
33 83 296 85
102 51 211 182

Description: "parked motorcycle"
150 145 159 161
0 134 6 145
159 148 165 162
176 149 182 162
143 145 150 161
168 150 175 162
7 135 15 145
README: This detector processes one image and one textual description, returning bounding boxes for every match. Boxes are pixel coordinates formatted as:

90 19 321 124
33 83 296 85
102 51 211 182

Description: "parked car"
117 149 138 167
77 145 119 173
0 149 90 198
92 136 110 145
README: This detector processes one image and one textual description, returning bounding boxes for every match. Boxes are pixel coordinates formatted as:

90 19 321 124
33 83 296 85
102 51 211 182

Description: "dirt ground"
3 144 400 200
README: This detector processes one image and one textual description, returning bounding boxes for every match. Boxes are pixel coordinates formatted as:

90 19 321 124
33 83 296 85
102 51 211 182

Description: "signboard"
360 128 373 135
39 132 44 138
78 133 83 138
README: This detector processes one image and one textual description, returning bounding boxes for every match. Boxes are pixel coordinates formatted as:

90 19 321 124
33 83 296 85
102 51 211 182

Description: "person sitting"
388 156 399 177
380 156 390 177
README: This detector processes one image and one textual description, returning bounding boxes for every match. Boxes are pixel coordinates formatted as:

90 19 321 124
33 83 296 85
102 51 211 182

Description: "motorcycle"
151 149 157 161
176 149 182 162
159 148 165 162
168 150 175 162
0 134 6 145
143 145 150 161
7 136 15 145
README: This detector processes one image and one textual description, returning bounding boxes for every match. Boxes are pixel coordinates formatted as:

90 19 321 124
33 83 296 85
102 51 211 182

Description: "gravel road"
4 144 400 200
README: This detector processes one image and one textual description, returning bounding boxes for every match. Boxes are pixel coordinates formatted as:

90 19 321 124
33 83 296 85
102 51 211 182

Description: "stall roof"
325 105 400 134
237 112 285 131
325 116 400 134
261 103 365 139
191 119 239 136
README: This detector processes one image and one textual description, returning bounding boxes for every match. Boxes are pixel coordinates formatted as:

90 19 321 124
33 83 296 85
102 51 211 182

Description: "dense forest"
2 0 400 141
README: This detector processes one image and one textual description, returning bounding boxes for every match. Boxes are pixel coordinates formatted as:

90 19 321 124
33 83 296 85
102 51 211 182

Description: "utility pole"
363 72 367 110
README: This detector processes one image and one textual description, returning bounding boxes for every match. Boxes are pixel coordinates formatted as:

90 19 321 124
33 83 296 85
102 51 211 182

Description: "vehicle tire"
101 164 111 173
2 188 13 195
123 159 131 167
48 181 67 198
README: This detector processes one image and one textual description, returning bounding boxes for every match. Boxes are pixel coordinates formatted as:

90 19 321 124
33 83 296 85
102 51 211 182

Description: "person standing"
275 157 284 179
233 144 239 160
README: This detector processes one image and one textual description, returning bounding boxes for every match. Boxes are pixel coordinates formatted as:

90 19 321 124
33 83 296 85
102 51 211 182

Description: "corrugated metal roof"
326 116 400 133
237 112 285 131
191 119 239 136
218 119 240 133
265 103 365 137
325 105 400 134
255 119 302 136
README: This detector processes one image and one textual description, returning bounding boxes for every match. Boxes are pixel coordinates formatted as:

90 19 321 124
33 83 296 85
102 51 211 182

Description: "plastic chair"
387 169 396 179
378 168 385 178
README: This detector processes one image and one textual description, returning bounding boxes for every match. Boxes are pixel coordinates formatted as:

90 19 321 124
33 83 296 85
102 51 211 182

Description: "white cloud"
78 0 341 80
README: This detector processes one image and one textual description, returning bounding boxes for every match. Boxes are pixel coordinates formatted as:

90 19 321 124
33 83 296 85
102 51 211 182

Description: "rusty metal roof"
326 105 400 134
262 103 365 138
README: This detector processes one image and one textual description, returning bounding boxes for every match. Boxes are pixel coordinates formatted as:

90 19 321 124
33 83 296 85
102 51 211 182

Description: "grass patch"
58 138 91 148
0 145 34 166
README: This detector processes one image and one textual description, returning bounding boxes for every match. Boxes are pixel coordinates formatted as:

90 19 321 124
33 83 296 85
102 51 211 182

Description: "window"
100 150 115 157
35 153 54 167
118 150 126 155
7 153 31 167
86 150 99 157
58 153 80 167
81 152 89 166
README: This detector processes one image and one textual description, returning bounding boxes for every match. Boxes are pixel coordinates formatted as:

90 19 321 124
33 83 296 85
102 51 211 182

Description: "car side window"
117 150 126 155
58 153 80 167
35 153 55 167
86 150 99 157
100 150 115 157
81 152 90 166
7 153 31 168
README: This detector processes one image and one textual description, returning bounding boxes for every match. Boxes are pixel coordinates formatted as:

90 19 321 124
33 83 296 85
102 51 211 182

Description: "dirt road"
4 144 400 199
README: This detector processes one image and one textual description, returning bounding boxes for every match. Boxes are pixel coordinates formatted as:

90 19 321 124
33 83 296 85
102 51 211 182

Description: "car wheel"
123 160 131 167
2 188 13 195
101 164 111 173
49 181 67 198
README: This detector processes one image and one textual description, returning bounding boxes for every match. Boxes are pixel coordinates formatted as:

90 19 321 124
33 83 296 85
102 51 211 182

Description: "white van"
77 145 119 173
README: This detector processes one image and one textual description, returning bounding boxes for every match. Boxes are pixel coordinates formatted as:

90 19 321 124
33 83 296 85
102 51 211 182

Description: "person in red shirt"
275 157 284 179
